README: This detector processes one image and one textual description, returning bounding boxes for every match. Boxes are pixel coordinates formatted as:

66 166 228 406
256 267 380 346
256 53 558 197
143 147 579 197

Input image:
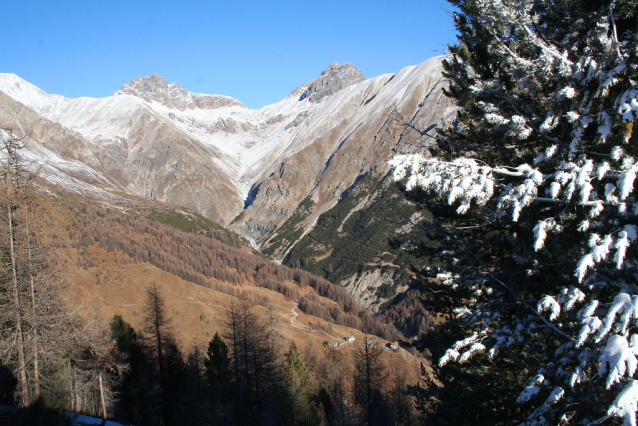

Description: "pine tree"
141 283 184 424
0 128 30 406
284 344 318 426
0 128 121 419
110 315 148 424
224 298 285 424
203 332 233 424
142 284 172 384
354 336 387 426
205 332 231 386
390 1 638 424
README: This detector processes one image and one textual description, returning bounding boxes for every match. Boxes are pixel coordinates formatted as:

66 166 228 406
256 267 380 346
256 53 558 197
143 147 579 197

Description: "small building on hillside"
344 335 355 343
387 342 399 351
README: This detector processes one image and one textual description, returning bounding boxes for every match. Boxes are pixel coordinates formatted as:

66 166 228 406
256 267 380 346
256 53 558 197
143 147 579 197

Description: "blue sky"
6 1 458 109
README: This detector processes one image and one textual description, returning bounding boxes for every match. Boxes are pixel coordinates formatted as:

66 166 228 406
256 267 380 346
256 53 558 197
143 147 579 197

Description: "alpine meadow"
2 1 638 425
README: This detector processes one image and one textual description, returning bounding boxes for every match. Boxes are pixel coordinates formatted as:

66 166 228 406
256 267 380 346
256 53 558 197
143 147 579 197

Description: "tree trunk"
194 343 201 396
7 192 29 406
156 314 164 383
230 302 240 385
74 367 82 413
365 341 372 425
99 373 107 421
26 204 40 399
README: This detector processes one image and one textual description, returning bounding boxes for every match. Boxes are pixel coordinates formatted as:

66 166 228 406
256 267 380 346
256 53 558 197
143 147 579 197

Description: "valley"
53 191 424 424
0 57 450 425
0 56 456 318
4 2 634 425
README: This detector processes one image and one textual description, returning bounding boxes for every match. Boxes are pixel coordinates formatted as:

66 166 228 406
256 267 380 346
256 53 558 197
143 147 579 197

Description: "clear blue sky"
5 1 458 109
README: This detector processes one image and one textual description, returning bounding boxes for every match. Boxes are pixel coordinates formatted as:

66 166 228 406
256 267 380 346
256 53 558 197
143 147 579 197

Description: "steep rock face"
298 62 367 103
0 92 131 195
112 113 244 223
0 83 245 224
342 269 399 312
277 171 434 320
230 57 456 250
0 57 454 235
116 74 245 111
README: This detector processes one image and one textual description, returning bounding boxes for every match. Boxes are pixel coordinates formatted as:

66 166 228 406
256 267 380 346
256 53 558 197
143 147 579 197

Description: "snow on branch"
390 154 637 282
600 335 638 389
538 296 561 321
439 332 485 367
608 380 638 426
391 1 638 424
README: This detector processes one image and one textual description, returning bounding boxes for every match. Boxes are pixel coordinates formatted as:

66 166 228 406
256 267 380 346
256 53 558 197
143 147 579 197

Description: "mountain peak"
115 74 245 111
298 62 367 103
0 73 63 110
320 62 358 76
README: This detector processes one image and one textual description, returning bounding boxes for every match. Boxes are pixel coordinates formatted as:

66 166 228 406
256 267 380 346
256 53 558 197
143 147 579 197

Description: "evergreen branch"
395 204 571 339
608 1 622 59
455 239 571 340
390 107 511 150
423 130 512 151
509 99 611 158
520 24 574 67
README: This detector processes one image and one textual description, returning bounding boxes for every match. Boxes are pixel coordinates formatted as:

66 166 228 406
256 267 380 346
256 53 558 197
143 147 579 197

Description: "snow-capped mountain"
0 57 455 245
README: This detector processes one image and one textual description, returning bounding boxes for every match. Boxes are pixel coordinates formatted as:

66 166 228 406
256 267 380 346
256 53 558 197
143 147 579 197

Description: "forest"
106 286 420 425
0 129 422 425
66 199 404 342
4 1 638 425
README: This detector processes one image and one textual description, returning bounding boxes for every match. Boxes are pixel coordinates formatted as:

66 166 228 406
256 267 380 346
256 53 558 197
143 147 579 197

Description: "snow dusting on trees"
391 1 638 424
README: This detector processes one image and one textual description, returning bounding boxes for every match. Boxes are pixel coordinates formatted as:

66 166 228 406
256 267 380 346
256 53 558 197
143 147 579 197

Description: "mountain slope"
0 57 453 234
0 76 244 223
233 57 455 252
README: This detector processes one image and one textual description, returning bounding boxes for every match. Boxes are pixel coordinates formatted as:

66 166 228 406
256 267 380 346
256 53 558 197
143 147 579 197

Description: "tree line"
110 283 420 425
67 199 401 341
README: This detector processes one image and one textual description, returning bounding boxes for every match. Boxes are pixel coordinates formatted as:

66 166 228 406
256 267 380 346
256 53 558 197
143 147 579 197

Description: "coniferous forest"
4 1 638 425
0 130 421 425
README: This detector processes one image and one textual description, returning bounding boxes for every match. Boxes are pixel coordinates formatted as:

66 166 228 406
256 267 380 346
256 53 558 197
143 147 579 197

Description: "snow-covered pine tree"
390 1 638 424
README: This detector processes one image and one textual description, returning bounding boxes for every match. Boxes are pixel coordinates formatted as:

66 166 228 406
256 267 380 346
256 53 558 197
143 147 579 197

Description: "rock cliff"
298 62 367 103
0 57 455 236
230 57 456 250
116 74 246 110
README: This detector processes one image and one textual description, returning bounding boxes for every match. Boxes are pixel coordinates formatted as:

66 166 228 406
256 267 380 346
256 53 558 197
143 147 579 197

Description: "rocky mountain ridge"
0 58 454 235
0 58 455 310
231 58 456 252
0 59 456 309
298 62 367 103
116 73 246 110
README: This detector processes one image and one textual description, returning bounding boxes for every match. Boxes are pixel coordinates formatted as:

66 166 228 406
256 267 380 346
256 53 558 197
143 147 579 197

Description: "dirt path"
275 301 350 343
110 297 353 344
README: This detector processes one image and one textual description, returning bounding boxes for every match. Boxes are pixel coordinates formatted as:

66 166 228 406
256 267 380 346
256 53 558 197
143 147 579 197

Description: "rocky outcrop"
0 56 455 235
342 269 399 312
298 62 367 103
231 57 457 248
116 74 245 110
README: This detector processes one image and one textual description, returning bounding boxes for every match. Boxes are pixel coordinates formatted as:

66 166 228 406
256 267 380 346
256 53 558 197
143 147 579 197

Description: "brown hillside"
35 191 422 374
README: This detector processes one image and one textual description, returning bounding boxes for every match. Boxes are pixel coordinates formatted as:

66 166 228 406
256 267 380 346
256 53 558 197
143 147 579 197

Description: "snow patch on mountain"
0 73 64 109
115 73 246 111
0 57 452 227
